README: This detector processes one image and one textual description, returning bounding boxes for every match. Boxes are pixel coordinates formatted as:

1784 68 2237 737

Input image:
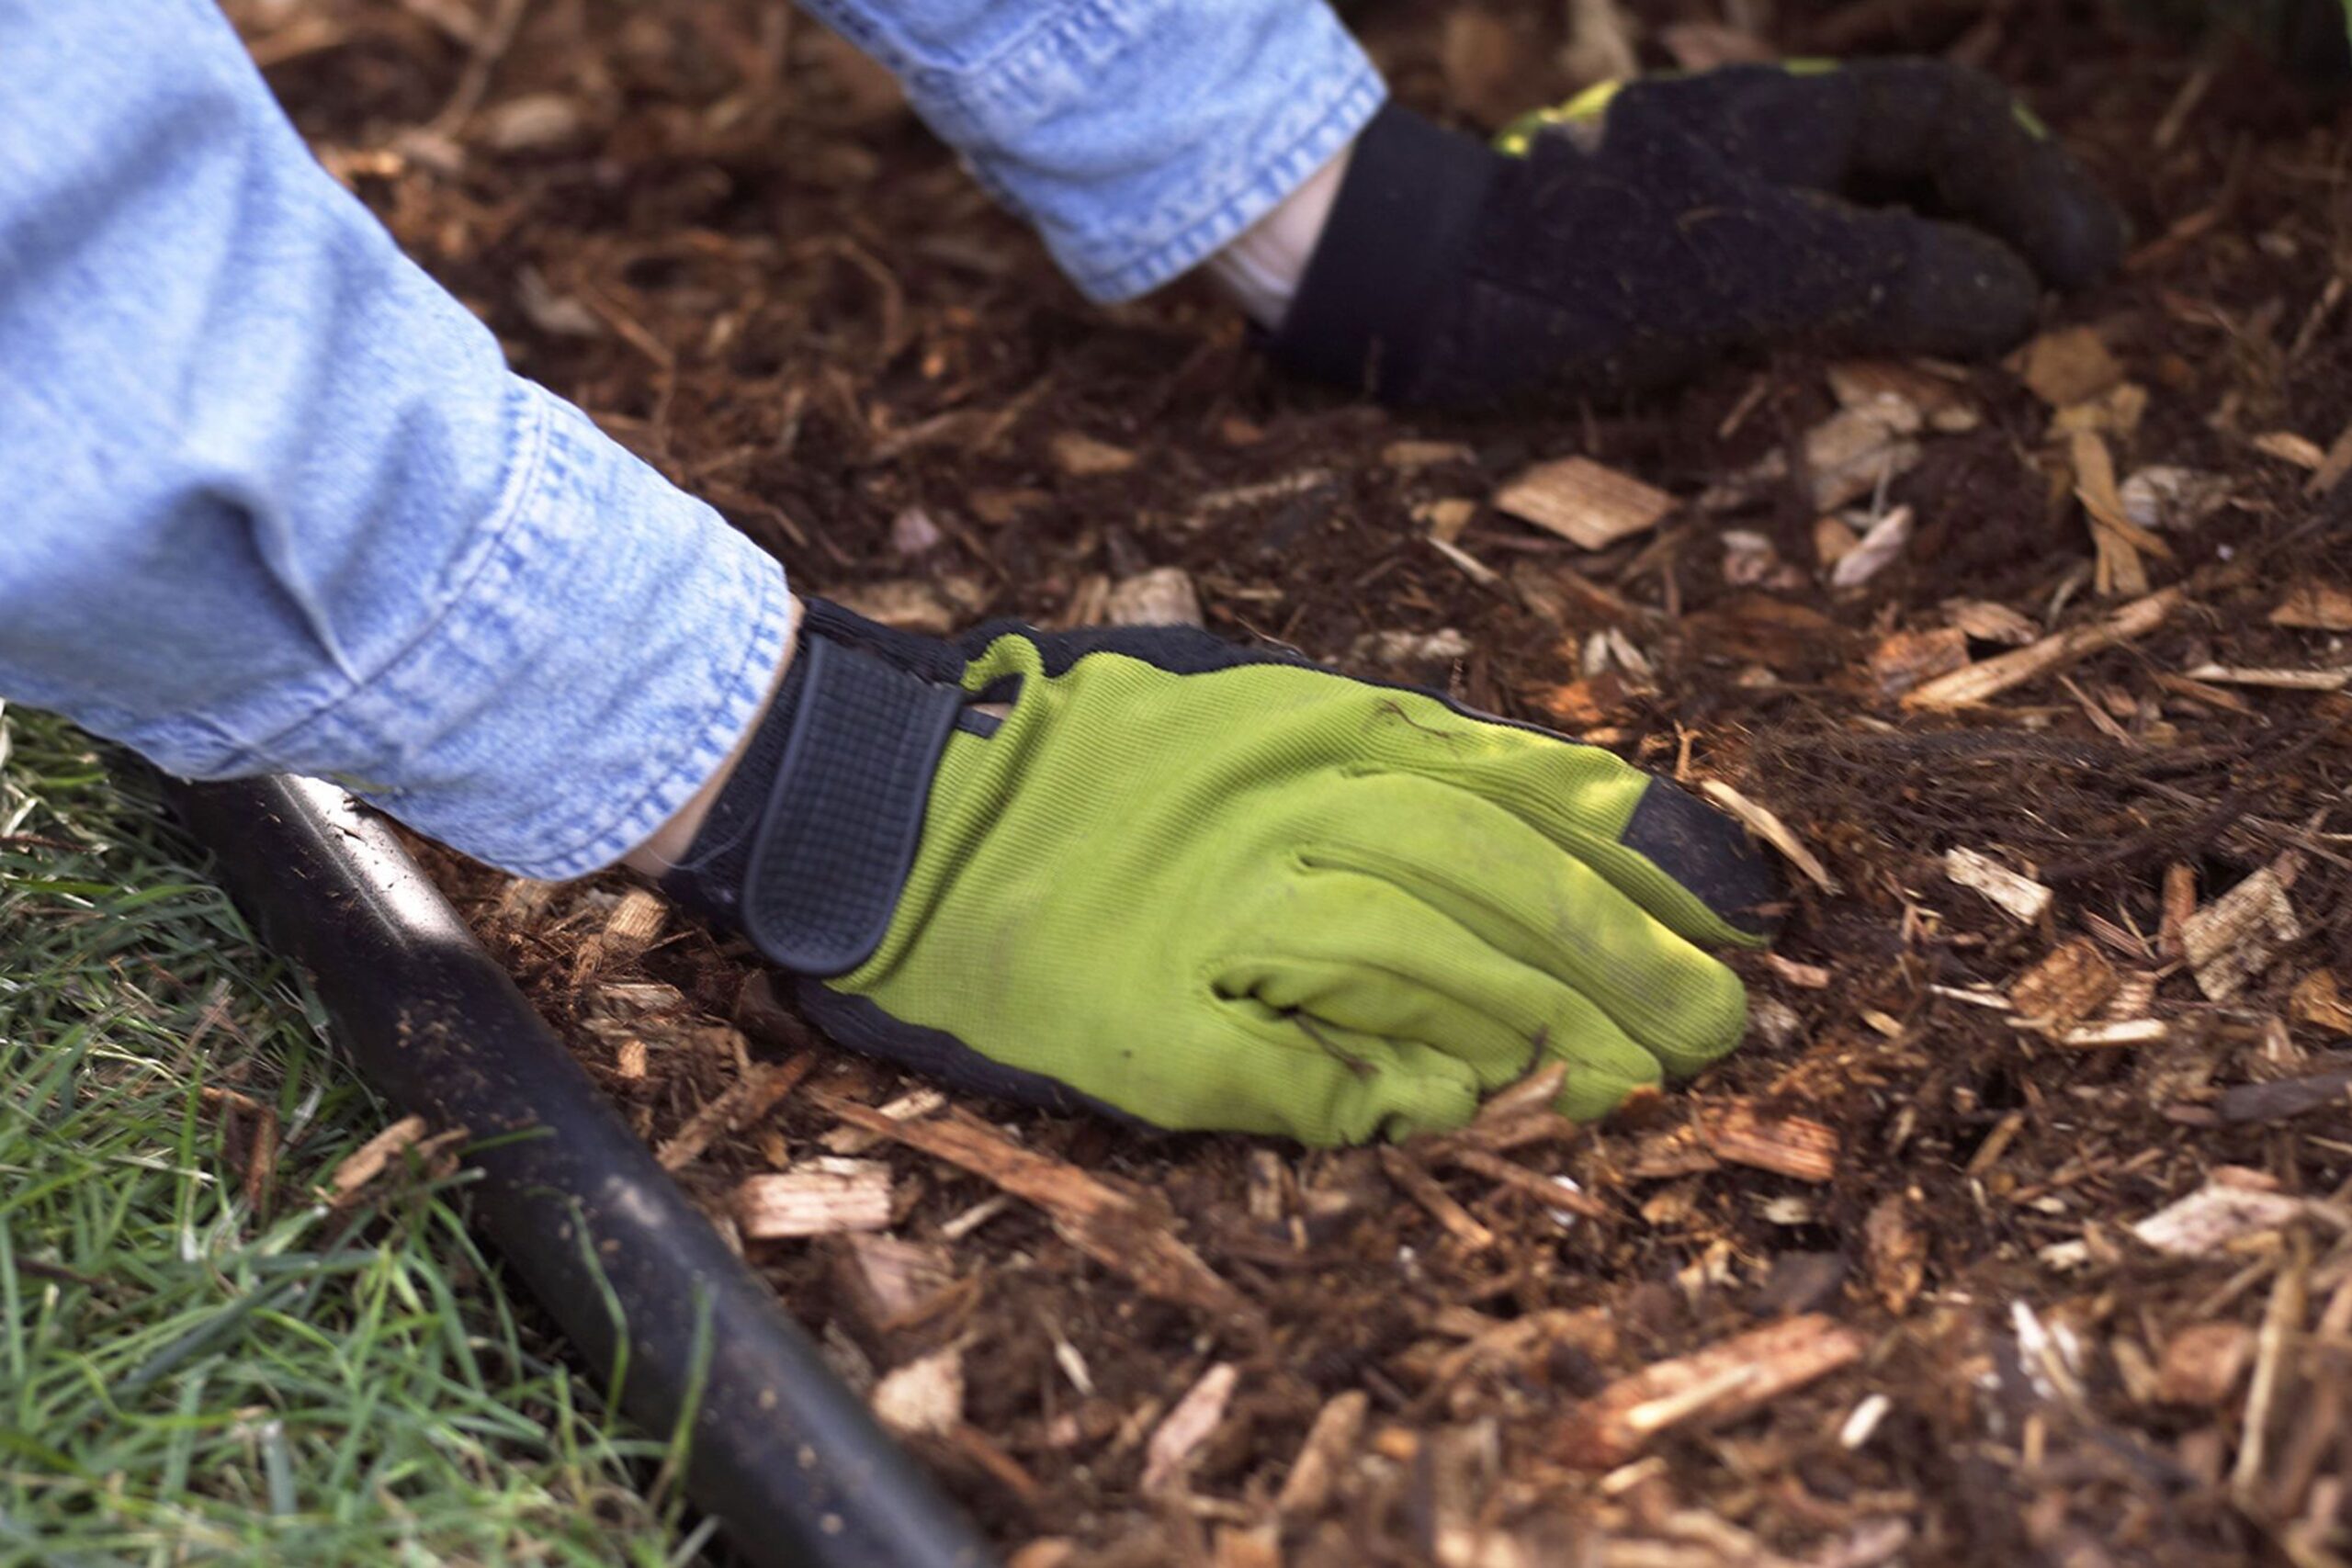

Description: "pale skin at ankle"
620 594 803 876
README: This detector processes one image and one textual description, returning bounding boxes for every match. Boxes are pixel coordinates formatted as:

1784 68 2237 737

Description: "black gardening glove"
1271 61 2127 406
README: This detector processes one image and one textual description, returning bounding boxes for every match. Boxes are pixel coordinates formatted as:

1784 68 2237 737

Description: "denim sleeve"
0 1 794 879
798 0 1386 302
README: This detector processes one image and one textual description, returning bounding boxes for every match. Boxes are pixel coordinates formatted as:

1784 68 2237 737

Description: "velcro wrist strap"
1267 102 1503 400
666 632 966 977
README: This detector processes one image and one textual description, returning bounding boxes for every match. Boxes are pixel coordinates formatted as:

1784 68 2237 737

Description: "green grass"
0 705 694 1566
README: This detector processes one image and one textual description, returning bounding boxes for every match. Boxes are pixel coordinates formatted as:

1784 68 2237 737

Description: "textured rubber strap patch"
739 637 966 976
1619 778 1781 939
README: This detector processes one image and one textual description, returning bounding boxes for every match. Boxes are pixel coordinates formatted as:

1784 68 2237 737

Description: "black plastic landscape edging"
168 774 994 1568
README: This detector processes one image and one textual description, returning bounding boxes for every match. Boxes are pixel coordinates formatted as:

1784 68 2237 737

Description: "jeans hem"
518 572 796 881
1066 68 1385 302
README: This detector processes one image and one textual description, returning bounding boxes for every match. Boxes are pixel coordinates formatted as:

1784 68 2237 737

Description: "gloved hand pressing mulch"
1270 60 2127 405
661 600 1780 1145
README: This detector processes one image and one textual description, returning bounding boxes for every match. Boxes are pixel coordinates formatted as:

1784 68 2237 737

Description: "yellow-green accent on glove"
1492 60 1838 154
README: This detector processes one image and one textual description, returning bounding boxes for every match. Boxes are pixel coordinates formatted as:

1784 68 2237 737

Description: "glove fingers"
1648 168 2042 359
1839 60 2126 290
1826 205 2043 360
1237 953 1666 1123
815 957 1483 1145
1538 1021 1665 1122
1306 773 1749 1073
1616 62 2123 291
1216 1003 1486 1145
1227 869 1679 1079
1356 705 1779 945
1644 174 2041 360
1221 875 1545 1089
1535 134 2041 367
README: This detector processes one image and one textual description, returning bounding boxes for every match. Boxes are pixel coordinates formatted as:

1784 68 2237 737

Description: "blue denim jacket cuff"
801 0 1386 303
259 384 793 879
1066 65 1384 303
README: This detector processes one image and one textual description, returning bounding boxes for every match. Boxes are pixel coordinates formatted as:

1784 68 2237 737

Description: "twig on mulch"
1275 1391 1370 1517
1700 780 1839 894
655 1050 816 1172
1377 1146 1497 1251
1554 1314 1866 1468
1443 1147 1611 1219
732 1159 892 1239
1140 1362 1238 1495
2216 1055 2352 1123
1698 1102 1839 1183
322 1115 467 1209
815 1091 1259 1326
1407 1063 1612 1219
1904 586 2184 710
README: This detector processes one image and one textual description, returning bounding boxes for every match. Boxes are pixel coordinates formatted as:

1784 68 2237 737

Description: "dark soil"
243 2 2352 1562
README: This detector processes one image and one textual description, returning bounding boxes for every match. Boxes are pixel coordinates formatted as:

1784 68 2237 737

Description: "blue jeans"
0 0 1380 876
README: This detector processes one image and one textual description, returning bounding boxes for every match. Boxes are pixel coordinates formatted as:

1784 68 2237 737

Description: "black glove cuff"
662 615 967 977
1266 101 1502 400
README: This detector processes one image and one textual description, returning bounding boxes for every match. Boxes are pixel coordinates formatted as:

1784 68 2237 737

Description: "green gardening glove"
663 601 1777 1145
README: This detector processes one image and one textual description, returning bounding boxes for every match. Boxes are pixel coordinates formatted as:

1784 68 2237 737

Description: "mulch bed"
241 1 2352 1562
